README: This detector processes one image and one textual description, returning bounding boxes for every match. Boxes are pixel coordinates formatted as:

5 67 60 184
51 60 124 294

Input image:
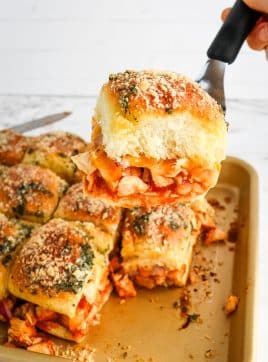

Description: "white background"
0 1 267 361
0 0 267 98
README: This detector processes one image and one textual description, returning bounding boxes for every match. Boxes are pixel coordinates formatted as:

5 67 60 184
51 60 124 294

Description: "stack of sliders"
0 70 227 356
74 70 227 297
0 131 122 353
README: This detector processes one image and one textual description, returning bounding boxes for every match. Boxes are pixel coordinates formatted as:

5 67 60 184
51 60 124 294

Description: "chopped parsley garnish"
188 313 200 322
190 221 194 231
2 254 12 266
12 203 25 216
56 242 94 294
120 84 138 113
0 222 32 262
12 182 53 217
80 243 94 268
62 241 72 254
169 221 180 230
165 108 173 114
132 212 151 235
56 274 84 294
17 182 53 197
109 73 118 81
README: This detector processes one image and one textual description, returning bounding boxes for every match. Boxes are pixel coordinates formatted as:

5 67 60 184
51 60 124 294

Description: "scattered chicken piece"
27 340 55 355
109 256 137 298
188 272 197 285
3 341 17 348
204 227 228 245
8 318 41 347
225 295 239 316
14 303 37 326
111 273 137 298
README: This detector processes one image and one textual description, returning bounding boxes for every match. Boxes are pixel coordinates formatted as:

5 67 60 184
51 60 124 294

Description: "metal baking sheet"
0 156 259 362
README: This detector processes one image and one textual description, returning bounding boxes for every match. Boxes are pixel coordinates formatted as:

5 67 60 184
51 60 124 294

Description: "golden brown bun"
23 131 86 183
121 203 197 287
8 219 110 318
96 70 227 166
0 164 67 223
54 182 122 235
0 213 34 299
73 70 227 208
0 130 29 166
36 280 112 342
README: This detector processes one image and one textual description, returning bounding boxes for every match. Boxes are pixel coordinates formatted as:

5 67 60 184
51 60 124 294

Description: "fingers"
244 0 268 14
221 8 268 50
221 8 231 22
247 18 268 50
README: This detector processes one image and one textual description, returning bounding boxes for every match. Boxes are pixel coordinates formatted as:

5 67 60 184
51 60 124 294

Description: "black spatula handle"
207 0 262 64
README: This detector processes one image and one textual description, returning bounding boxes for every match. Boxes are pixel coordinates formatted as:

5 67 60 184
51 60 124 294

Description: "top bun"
95 70 227 167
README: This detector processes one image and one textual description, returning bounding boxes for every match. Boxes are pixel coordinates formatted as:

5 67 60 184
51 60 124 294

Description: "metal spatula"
196 0 262 113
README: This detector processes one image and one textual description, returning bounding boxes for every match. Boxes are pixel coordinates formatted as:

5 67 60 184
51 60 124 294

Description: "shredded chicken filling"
131 265 187 289
83 149 218 198
5 279 111 347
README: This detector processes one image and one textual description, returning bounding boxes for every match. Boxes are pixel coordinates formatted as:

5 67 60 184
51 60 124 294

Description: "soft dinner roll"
74 70 227 208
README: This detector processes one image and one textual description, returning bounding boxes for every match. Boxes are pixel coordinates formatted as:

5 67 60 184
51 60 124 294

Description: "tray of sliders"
0 70 258 362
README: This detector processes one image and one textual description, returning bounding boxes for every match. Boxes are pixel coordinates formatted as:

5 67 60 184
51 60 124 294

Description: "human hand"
221 0 268 50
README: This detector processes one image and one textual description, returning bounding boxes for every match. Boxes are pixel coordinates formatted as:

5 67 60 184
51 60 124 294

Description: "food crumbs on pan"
188 272 197 284
228 245 236 252
54 344 95 361
204 349 216 359
172 300 180 309
188 353 194 359
245 279 253 292
224 196 231 204
228 221 239 243
207 198 225 211
225 295 239 316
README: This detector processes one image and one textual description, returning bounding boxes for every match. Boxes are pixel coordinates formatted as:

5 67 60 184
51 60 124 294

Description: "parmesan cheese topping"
0 164 67 220
16 219 95 295
28 132 86 157
0 214 32 266
57 183 115 220
107 70 222 120
124 204 196 248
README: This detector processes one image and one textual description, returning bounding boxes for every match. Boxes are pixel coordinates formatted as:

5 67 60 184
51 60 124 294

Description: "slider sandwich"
110 198 222 297
0 213 34 320
8 218 113 343
0 130 29 166
114 203 198 292
23 131 87 183
0 164 67 223
54 182 122 237
74 70 227 208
